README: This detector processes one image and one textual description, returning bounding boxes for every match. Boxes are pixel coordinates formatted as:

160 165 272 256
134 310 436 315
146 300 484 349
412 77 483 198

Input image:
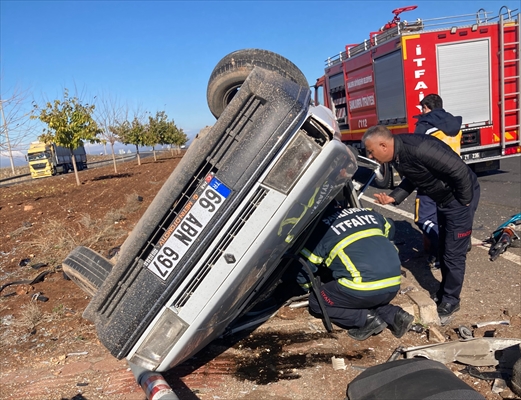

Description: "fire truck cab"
315 5 520 188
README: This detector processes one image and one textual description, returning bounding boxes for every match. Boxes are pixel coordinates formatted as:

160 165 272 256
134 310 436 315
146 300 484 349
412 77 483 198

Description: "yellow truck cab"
27 141 87 178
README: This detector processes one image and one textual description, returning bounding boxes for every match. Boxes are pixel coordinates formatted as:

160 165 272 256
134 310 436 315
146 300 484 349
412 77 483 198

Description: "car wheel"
207 48 309 119
62 246 113 296
374 162 393 189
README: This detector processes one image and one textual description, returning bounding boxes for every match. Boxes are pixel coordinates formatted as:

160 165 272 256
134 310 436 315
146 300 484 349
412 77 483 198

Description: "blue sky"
1 0 519 165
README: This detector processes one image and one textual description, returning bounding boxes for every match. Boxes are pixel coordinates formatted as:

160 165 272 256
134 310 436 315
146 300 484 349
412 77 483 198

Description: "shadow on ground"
90 172 134 181
393 219 440 297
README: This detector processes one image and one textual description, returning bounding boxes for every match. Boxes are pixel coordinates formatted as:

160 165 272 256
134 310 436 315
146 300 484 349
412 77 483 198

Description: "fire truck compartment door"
437 39 491 127
374 50 406 123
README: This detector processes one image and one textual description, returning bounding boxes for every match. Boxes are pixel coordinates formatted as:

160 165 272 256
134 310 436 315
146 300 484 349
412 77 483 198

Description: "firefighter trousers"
308 280 401 328
436 176 480 306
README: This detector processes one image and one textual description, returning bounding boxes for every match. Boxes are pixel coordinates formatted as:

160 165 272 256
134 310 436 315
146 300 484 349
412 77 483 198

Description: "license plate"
145 175 231 280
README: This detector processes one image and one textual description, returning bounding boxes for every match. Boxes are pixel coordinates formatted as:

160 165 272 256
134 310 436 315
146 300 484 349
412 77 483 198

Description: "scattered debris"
400 286 415 295
458 325 474 340
476 320 510 328
409 324 425 334
30 262 48 270
491 377 508 394
18 258 30 267
67 351 89 357
386 346 405 362
31 292 49 302
484 329 497 338
0 269 53 297
288 301 309 309
331 356 347 370
107 246 120 259
403 338 521 367
428 327 446 343
463 366 508 381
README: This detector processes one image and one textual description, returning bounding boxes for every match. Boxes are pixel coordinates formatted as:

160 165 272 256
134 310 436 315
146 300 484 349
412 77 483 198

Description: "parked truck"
314 5 520 188
27 141 87 179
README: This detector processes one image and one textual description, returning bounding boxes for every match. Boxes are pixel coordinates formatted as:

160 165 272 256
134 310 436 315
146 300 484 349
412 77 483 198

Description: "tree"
147 111 172 161
0 84 37 174
172 127 188 154
32 89 101 186
95 93 125 174
115 117 148 166
147 111 187 157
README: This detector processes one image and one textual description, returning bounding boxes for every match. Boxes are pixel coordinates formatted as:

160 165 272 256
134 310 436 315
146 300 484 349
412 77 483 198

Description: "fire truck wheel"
207 48 309 119
374 162 393 189
62 246 113 296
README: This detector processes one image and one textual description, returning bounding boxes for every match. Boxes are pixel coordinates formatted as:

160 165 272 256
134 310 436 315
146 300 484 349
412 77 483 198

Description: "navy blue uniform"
389 134 480 309
299 203 403 329
413 108 463 261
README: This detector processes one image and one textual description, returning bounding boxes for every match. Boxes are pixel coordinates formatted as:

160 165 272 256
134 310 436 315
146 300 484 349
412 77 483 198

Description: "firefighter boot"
347 310 387 341
389 309 414 338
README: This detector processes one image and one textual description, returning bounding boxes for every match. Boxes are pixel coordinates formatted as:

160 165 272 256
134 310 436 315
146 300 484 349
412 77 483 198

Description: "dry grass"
27 192 144 264
27 219 79 264
0 165 29 180
14 301 43 330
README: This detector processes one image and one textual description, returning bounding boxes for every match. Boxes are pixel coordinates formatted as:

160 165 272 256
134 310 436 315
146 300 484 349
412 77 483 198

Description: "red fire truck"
314 5 520 188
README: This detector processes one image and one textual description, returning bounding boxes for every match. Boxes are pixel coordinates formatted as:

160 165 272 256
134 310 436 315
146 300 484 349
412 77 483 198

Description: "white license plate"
145 175 231 280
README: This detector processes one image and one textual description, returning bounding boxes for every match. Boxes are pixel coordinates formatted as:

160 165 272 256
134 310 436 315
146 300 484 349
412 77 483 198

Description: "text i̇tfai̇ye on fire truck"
314 5 520 188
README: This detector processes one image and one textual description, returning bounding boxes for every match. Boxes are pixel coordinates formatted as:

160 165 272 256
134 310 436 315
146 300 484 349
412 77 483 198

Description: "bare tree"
0 83 37 174
95 92 125 174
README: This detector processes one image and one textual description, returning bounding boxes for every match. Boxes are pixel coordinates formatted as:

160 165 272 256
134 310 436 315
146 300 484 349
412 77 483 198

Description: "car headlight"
263 130 321 194
128 307 188 371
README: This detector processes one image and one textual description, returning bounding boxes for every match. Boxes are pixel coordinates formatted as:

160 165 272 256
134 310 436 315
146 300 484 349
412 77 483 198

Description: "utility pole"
0 98 16 174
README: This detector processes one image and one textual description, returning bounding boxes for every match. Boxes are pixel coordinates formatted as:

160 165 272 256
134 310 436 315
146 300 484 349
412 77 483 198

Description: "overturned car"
63 49 362 377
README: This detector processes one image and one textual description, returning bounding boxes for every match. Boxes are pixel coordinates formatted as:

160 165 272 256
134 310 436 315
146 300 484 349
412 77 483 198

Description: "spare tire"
207 48 309 119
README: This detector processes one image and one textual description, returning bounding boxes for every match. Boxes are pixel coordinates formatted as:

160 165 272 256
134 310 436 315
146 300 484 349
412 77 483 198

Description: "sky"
1 0 519 167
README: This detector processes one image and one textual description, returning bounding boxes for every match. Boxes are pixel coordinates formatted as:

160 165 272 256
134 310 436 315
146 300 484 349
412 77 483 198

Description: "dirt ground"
0 153 520 400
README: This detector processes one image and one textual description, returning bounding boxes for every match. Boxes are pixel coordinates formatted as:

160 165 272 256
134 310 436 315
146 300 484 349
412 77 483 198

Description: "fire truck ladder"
499 8 521 152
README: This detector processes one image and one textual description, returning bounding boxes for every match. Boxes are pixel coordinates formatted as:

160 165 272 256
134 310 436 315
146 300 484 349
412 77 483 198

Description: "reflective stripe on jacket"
299 204 401 295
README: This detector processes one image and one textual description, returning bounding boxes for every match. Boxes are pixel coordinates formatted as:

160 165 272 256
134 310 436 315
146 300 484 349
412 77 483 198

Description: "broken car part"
403 338 521 367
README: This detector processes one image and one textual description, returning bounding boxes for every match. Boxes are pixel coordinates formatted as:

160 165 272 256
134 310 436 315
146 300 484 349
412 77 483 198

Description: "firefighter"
413 93 463 269
298 201 414 341
362 126 480 319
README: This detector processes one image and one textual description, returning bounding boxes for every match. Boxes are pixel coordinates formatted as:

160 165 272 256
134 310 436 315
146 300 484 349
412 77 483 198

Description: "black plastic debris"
31 262 48 270
409 324 425 333
107 246 120 259
31 292 49 302
19 258 30 267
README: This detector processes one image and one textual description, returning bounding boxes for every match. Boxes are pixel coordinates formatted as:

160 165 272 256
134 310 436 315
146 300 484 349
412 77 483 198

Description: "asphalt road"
358 156 521 265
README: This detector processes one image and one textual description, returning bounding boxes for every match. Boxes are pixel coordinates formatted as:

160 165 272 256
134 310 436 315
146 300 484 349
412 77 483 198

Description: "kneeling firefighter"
298 201 414 340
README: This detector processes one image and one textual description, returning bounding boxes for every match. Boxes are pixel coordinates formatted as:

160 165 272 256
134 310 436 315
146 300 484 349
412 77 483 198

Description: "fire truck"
314 5 520 188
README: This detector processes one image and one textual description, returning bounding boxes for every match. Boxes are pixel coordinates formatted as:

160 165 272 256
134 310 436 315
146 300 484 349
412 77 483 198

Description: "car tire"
207 48 309 119
374 162 393 189
62 246 113 296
